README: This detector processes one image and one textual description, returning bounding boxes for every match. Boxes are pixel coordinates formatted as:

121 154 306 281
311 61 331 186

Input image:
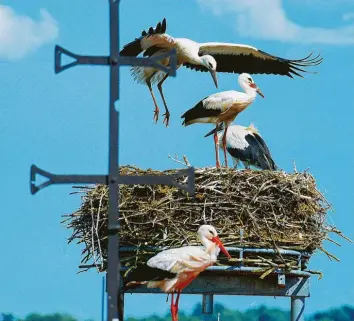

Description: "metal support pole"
202 294 214 321
291 297 305 321
118 291 125 321
107 0 120 320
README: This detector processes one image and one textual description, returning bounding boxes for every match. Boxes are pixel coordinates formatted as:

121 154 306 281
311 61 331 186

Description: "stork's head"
201 55 218 89
238 73 265 98
197 225 231 259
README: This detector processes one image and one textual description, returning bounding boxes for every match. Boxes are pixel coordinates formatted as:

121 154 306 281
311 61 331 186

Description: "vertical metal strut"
107 1 120 320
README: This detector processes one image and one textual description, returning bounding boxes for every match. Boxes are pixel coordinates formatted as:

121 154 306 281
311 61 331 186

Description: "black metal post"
107 1 120 320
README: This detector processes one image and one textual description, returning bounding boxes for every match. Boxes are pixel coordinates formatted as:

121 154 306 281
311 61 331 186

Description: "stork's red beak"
210 70 218 89
250 83 265 98
211 236 231 259
256 87 265 98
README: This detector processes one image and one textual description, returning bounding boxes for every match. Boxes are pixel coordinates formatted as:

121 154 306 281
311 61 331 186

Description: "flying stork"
181 73 264 168
204 123 277 170
126 225 231 321
120 18 323 127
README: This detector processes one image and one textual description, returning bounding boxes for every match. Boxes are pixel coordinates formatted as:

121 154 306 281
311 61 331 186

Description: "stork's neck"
201 237 220 258
240 83 257 100
244 87 257 99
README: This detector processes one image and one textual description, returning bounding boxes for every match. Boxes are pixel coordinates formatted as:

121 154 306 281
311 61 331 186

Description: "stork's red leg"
170 292 177 321
222 126 229 168
157 73 170 128
175 290 181 321
214 126 221 168
146 78 160 124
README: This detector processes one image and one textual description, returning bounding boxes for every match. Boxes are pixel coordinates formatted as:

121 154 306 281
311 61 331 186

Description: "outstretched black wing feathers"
194 43 323 78
183 62 208 72
120 18 167 57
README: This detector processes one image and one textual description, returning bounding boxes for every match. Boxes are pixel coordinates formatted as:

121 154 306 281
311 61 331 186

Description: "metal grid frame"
29 1 311 320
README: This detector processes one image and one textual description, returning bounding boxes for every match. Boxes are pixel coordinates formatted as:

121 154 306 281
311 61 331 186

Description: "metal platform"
120 246 310 321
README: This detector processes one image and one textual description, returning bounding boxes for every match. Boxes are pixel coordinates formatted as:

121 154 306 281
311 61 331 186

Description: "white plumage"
126 225 231 321
120 18 322 127
182 73 264 168
205 124 277 170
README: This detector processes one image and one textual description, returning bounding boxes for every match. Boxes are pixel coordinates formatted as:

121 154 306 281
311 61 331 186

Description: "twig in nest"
168 154 189 167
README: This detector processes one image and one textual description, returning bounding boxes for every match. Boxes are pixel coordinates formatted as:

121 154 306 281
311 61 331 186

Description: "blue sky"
1 0 354 320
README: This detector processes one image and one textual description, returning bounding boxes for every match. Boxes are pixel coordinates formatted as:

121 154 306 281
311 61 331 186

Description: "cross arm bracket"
30 165 195 195
55 45 177 76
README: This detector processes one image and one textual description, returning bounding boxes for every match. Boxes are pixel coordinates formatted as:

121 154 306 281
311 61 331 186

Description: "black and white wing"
120 18 167 56
181 91 239 126
188 42 323 78
226 129 277 170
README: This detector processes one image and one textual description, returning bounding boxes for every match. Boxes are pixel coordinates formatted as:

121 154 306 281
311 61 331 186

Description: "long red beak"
211 236 231 259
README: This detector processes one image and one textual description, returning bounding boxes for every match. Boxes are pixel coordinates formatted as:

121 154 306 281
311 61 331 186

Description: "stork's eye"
209 229 214 236
248 77 252 82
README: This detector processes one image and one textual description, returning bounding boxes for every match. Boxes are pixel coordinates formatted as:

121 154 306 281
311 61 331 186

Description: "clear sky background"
1 0 354 320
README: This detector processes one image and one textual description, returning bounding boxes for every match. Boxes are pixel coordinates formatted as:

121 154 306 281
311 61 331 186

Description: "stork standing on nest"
181 73 264 168
205 123 277 170
120 18 323 127
126 225 231 321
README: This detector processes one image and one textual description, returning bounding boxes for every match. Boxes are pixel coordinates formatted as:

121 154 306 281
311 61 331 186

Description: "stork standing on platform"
181 73 264 168
120 18 322 127
126 225 231 321
204 123 277 170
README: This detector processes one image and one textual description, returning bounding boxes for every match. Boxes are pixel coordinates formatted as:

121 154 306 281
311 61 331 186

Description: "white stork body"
126 225 231 321
205 124 277 170
120 18 322 127
181 73 264 168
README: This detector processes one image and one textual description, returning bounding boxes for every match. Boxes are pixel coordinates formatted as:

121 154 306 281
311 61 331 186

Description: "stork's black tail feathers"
120 18 167 57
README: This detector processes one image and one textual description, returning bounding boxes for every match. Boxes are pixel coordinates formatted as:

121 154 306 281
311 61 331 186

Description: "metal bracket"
278 273 286 288
30 164 195 195
55 45 177 76
30 165 107 194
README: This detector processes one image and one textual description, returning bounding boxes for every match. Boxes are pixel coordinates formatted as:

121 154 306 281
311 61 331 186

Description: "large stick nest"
63 166 349 275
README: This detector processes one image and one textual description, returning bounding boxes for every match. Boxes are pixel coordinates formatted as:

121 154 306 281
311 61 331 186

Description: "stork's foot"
216 161 221 169
162 111 170 128
153 107 160 124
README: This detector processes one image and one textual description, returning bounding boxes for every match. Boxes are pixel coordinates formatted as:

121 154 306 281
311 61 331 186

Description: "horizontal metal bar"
30 165 195 195
30 165 107 194
55 45 109 73
203 266 311 278
124 272 310 297
55 45 177 76
118 167 195 195
119 265 311 277
118 49 177 76
119 246 307 258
